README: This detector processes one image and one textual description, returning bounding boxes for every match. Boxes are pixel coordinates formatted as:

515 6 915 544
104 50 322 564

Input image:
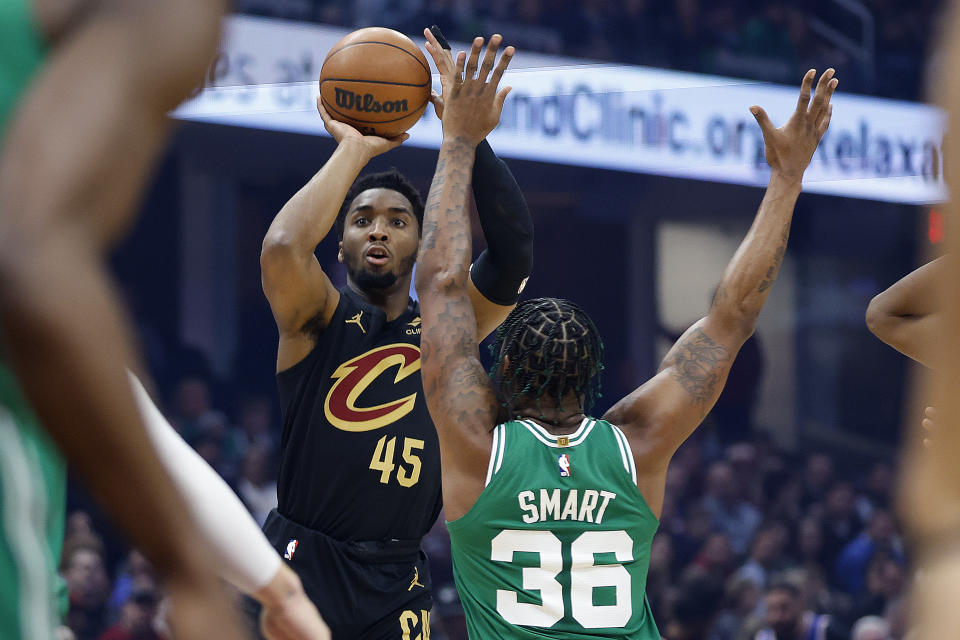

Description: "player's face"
339 188 420 291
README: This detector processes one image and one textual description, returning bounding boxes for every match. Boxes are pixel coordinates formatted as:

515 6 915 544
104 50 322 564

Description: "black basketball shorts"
246 509 433 640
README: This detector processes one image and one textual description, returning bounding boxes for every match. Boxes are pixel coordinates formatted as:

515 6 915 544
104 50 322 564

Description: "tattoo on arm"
757 223 790 293
418 137 497 435
661 328 731 412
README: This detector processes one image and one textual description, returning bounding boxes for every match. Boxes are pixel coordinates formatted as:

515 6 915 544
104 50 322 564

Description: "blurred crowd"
235 0 942 100
60 354 909 639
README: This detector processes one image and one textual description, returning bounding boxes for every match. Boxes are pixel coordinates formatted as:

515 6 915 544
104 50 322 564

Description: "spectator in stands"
673 502 716 566
689 532 737 581
801 453 835 510
233 393 279 455
754 580 847 640
169 375 213 441
795 517 826 570
646 533 676 616
662 574 725 640
762 465 804 525
189 410 238 485
736 521 789 590
834 509 904 595
237 443 279 526
107 551 155 619
708 574 763 640
817 480 863 575
62 536 112 640
849 553 906 622
700 460 762 554
856 461 894 522
98 588 163 640
785 566 839 625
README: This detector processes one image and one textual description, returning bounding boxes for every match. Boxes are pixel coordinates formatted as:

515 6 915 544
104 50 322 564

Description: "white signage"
175 15 947 205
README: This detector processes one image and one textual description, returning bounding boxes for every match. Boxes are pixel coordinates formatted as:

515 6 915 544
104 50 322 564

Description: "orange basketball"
319 27 432 138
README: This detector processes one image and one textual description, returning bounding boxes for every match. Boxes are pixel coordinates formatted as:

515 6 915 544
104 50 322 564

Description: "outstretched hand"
752 68 838 182
316 97 409 160
423 30 514 144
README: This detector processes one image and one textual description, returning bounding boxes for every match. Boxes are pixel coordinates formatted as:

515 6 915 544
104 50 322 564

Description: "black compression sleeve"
470 139 534 305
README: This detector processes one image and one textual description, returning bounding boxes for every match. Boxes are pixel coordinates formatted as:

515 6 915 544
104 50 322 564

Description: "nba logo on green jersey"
558 454 572 477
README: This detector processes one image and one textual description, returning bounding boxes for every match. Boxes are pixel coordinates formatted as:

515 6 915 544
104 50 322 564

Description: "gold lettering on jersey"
398 609 430 640
518 489 617 524
406 317 422 335
324 343 421 432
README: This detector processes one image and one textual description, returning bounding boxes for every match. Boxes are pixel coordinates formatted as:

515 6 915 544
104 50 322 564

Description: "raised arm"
0 0 248 637
416 32 514 520
604 69 837 515
866 257 944 368
466 140 535 336
425 28 534 338
260 102 407 370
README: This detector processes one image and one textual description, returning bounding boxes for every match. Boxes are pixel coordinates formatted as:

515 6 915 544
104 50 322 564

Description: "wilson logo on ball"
334 88 409 114
319 27 431 138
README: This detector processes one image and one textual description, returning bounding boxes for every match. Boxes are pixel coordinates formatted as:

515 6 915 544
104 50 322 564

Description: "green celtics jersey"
447 418 661 639
0 3 65 638
1 0 46 142
0 362 66 640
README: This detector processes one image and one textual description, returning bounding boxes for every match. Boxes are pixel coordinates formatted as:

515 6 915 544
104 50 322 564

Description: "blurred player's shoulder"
29 0 89 42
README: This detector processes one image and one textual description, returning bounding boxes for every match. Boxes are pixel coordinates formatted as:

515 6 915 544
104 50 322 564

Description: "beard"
354 269 398 290
343 247 416 292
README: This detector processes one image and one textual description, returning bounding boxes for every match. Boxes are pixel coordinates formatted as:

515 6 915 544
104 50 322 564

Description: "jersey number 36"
491 529 634 629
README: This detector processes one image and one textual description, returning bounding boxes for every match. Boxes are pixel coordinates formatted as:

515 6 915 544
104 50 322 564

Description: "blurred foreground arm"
0 0 248 637
866 257 944 368
129 373 330 640
898 5 960 638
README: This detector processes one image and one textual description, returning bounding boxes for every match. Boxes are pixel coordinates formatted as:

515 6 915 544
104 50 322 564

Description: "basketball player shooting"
258 27 534 639
416 31 836 637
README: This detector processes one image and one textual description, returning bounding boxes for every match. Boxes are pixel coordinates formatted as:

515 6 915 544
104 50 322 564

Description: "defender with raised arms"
415 27 836 638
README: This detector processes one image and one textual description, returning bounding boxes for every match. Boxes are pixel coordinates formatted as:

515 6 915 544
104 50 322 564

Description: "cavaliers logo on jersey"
324 343 422 432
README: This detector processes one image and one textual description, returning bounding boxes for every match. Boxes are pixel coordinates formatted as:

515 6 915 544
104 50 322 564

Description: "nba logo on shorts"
558 454 572 477
284 539 299 560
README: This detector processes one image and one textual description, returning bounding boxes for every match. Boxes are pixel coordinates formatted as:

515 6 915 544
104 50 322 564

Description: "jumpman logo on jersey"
346 311 366 334
408 567 425 591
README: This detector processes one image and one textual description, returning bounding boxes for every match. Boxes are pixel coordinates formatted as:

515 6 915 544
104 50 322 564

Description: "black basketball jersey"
276 286 442 541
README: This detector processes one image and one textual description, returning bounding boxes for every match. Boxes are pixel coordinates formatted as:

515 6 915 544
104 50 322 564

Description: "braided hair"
488 298 605 419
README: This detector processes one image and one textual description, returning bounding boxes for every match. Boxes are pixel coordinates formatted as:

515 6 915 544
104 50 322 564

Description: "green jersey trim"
609 424 638 484
0 408 56 639
484 423 507 486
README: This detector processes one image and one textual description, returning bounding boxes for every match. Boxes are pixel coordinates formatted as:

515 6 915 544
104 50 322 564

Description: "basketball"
319 27 432 138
